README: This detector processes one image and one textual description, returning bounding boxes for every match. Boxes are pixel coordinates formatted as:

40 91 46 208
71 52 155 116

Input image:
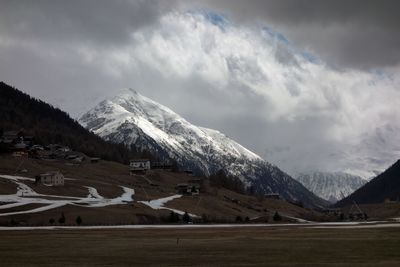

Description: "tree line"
0 81 153 163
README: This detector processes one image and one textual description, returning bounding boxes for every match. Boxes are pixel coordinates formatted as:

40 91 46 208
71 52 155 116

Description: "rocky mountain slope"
295 172 366 203
79 89 327 208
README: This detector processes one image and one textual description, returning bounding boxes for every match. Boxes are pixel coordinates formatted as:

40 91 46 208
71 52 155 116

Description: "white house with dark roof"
39 171 64 186
130 159 151 174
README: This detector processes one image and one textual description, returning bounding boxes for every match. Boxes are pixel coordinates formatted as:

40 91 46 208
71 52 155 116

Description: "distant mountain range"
336 159 400 207
295 172 366 203
79 88 328 208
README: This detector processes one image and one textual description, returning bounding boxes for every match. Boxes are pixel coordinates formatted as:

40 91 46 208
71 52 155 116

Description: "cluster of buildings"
0 130 34 157
0 130 97 164
129 159 174 174
130 159 200 195
1 131 200 191
29 158 198 191
176 179 201 195
129 159 151 173
1 131 85 187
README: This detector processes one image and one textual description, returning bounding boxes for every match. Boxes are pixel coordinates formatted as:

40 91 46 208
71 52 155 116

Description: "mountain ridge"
80 88 328 208
295 171 366 203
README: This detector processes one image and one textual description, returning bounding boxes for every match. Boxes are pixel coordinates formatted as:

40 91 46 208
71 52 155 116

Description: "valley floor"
1 226 400 267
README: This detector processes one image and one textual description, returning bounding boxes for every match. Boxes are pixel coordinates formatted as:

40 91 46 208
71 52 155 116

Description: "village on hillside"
0 128 390 228
0 129 203 195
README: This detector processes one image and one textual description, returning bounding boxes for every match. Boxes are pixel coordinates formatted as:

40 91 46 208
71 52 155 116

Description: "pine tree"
273 211 282 221
58 212 66 224
76 215 82 225
169 211 179 223
182 211 190 223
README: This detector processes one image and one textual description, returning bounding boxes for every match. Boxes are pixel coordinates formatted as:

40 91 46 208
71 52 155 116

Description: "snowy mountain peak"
79 89 327 208
80 88 261 164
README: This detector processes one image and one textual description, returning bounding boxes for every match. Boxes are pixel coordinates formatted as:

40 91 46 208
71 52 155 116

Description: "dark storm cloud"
1 0 399 69
1 0 399 177
199 0 399 27
187 0 400 69
0 0 164 46
0 0 173 115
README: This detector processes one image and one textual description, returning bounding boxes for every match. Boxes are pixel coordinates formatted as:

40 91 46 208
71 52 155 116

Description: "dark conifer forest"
0 81 152 163
336 160 400 206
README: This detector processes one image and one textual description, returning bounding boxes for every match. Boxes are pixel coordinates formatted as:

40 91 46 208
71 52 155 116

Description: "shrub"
58 212 66 224
76 216 82 225
169 211 180 223
182 212 191 223
273 211 282 221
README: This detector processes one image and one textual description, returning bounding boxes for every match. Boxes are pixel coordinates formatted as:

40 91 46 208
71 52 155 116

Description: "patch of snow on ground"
139 194 198 217
85 186 104 199
0 175 35 182
0 175 135 216
15 181 40 197
139 195 182 209
281 215 312 223
118 186 135 202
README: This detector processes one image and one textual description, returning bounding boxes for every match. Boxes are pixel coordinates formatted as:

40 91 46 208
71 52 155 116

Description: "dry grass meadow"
1 226 400 267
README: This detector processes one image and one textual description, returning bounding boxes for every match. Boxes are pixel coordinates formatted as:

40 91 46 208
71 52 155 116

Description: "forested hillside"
0 81 151 163
336 160 400 206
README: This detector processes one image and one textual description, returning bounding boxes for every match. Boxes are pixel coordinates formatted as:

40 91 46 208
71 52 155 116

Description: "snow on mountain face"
295 172 367 203
79 89 327 208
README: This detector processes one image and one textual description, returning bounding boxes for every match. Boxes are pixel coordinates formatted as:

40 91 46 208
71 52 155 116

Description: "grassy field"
1 226 400 266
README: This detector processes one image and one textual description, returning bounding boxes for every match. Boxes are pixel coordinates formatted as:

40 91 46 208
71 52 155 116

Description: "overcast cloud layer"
1 1 400 178
189 0 400 69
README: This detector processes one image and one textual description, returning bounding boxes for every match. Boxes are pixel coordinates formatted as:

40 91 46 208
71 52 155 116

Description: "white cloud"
1 10 399 177
125 12 400 177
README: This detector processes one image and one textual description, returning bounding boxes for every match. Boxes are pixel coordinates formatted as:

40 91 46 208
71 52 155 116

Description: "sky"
1 0 400 178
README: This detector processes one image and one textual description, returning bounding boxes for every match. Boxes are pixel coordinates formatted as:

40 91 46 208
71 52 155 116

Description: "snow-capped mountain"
79 88 327 208
295 172 367 203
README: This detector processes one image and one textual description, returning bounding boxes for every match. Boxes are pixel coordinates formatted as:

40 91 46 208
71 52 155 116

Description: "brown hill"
0 154 325 226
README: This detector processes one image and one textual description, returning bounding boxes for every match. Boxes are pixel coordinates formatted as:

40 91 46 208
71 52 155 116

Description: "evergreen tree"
235 215 243 223
209 169 246 194
58 212 66 224
182 211 191 223
76 215 82 225
273 211 282 221
168 211 179 223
